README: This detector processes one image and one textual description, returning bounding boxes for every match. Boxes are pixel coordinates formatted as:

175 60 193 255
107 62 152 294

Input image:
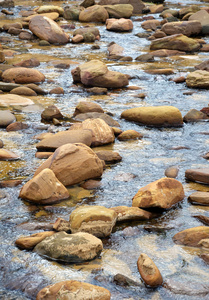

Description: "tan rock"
186 70 209 88
141 19 161 30
73 101 104 116
189 10 209 34
137 253 163 287
72 34 84 43
106 18 133 31
6 121 28 131
15 231 55 250
173 226 209 247
103 4 133 18
161 21 202 37
0 110 16 126
150 49 186 57
98 0 145 15
188 192 209 205
95 150 122 163
36 280 111 300
35 152 53 159
0 94 34 106
149 4 164 14
0 149 19 160
164 166 179 178
36 5 64 16
108 42 124 56
34 143 104 186
10 86 37 96
2 67 45 84
53 218 71 232
132 177 184 209
79 5 109 22
117 129 143 141
70 205 117 237
19 168 69 204
198 238 209 249
111 206 153 222
24 12 59 22
185 168 209 184
145 68 174 75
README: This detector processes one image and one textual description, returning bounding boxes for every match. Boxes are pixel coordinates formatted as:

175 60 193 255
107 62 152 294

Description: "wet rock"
70 205 117 237
35 152 53 159
34 231 103 263
53 218 71 232
17 222 54 231
15 231 55 250
149 4 164 14
72 34 84 43
26 83 47 95
73 101 104 116
10 86 37 96
0 149 19 160
150 29 166 39
150 34 201 52
73 27 100 39
198 238 209 249
0 0 14 7
183 109 208 122
141 19 161 31
2 67 45 84
186 70 209 88
179 5 200 19
81 0 95 8
49 86 64 94
19 31 34 40
81 179 101 189
3 22 22 31
19 168 69 204
172 76 186 83
34 143 104 186
147 68 175 75
75 112 120 127
99 0 145 14
113 274 140 287
135 53 154 62
63 5 82 20
106 18 133 31
39 40 51 46
0 51 5 63
132 177 184 210
34 132 54 140
0 179 22 187
36 280 111 300
8 27 22 35
121 106 183 127
24 12 59 22
41 105 63 121
137 253 163 287
0 139 3 148
189 10 209 35
86 87 108 94
69 118 115 147
200 254 209 264
0 110 15 127
114 172 136 182
36 5 64 16
117 130 143 141
36 129 93 151
13 58 40 68
71 59 128 89
111 206 153 222
195 59 209 71
108 42 124 56
185 168 209 184
103 4 133 18
95 150 122 163
79 5 109 22
6 121 28 131
164 166 179 178
29 15 69 45
173 226 209 247
161 21 202 37
188 192 209 205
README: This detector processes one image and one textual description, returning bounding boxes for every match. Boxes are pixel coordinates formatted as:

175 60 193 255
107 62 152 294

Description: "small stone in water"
164 166 179 178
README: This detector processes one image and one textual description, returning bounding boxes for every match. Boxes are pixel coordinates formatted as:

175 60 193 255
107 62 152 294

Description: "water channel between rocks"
1 0 209 299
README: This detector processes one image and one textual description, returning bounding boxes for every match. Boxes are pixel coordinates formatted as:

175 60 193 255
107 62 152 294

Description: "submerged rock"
173 226 209 247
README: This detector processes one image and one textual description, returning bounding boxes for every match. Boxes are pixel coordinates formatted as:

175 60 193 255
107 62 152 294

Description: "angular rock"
108 42 124 56
173 226 209 247
79 5 109 22
132 177 184 210
110 206 153 222
2 67 45 84
188 192 209 205
106 18 133 31
74 112 120 127
161 21 202 37
0 149 19 160
34 231 103 263
73 101 104 116
70 205 117 237
186 70 209 88
137 253 163 287
189 10 209 35
36 130 93 151
19 168 69 204
117 130 143 141
121 106 183 127
15 231 55 250
0 110 16 127
10 86 37 96
185 168 209 184
150 34 201 52
36 280 111 300
29 15 69 44
95 150 122 163
183 109 208 122
53 218 71 232
34 143 104 186
103 4 133 18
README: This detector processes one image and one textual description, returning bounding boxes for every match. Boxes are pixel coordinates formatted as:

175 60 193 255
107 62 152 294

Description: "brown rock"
117 129 143 141
137 253 163 287
150 49 186 57
19 168 69 204
0 110 16 126
183 109 208 122
161 21 202 37
73 101 104 116
103 4 133 19
79 5 109 22
41 105 63 121
173 226 209 247
72 34 84 43
141 19 161 30
19 31 33 40
0 149 19 160
26 83 47 95
186 70 209 88
74 112 120 127
35 152 53 159
14 58 40 68
98 0 145 15
24 12 59 22
6 121 28 131
95 150 122 163
185 168 209 184
145 68 174 75
106 18 133 31
15 231 55 250
164 166 179 178
108 42 124 56
111 206 153 222
2 67 45 84
112 127 122 136
188 192 209 205
49 87 64 94
132 177 184 209
80 179 101 189
0 179 22 188
10 86 37 96
53 218 71 232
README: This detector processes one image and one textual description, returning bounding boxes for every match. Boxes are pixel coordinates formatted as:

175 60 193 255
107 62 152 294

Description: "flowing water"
1 0 209 299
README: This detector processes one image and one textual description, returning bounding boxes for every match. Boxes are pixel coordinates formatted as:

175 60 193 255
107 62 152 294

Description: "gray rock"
0 110 16 127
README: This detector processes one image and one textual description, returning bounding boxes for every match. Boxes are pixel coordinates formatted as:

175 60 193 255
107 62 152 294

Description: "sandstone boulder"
111 206 153 222
34 231 103 263
117 129 143 141
73 101 104 116
29 15 69 44
185 168 209 184
150 34 201 52
0 149 19 160
2 67 45 84
36 280 111 300
0 110 16 127
73 27 100 39
186 70 209 88
106 18 133 31
137 253 163 287
141 19 161 31
132 177 184 209
71 59 128 88
0 94 34 106
36 129 93 151
36 5 64 16
10 86 37 96
121 106 183 127
173 226 209 247
98 0 145 15
161 21 202 37
189 10 209 34
79 5 109 22
19 168 69 204
15 231 55 250
188 192 209 205
103 4 133 18
94 150 122 163
34 143 104 186
70 205 117 237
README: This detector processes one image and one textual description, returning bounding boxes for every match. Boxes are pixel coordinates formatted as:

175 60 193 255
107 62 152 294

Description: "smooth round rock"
0 110 16 127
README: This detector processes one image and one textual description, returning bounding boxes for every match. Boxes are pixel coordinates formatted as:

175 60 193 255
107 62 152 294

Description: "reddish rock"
173 226 209 247
79 5 109 22
13 58 40 68
6 121 28 131
15 231 55 250
106 18 133 31
2 67 45 84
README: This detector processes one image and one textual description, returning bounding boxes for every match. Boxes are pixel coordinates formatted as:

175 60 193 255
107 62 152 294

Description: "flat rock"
36 5 64 15
0 149 19 160
34 231 103 263
110 206 154 222
173 226 209 247
15 231 55 250
188 192 209 205
0 110 16 126
0 82 21 91
185 168 209 184
0 94 34 106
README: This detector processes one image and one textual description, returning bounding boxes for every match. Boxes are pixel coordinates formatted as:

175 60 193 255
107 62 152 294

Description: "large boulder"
132 178 185 210
34 231 103 263
186 70 209 88
185 168 209 184
70 205 117 237
150 34 201 52
2 67 45 84
36 281 111 300
189 10 209 34
19 168 69 204
103 4 133 18
0 110 16 127
71 59 128 88
79 5 109 22
161 21 202 37
36 129 93 151
106 18 133 31
34 143 104 186
173 226 209 247
121 106 183 127
29 15 69 44
15 231 55 250
69 118 115 147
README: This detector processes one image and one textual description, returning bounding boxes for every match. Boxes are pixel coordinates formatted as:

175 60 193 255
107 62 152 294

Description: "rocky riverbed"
1 0 209 299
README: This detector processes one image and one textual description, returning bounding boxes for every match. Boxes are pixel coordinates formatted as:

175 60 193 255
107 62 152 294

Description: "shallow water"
1 0 209 299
